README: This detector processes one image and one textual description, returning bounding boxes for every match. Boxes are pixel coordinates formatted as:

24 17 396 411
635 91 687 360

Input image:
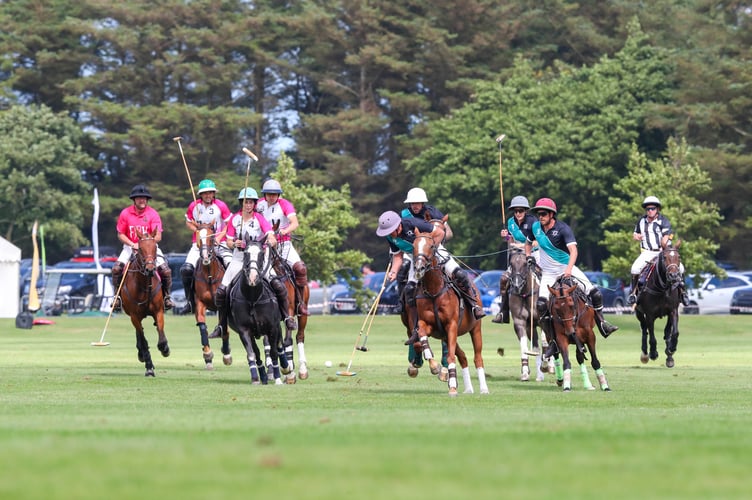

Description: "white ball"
324 360 333 368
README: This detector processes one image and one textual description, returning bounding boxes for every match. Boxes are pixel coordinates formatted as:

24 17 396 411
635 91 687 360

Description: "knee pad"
292 261 308 286
536 297 549 317
180 263 195 279
404 282 417 307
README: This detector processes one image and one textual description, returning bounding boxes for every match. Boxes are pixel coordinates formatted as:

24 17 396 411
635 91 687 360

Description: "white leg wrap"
477 367 489 394
462 366 473 393
519 336 528 359
580 363 594 390
297 342 306 364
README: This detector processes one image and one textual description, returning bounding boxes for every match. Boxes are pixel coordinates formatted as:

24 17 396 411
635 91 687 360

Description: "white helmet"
404 187 428 204
641 196 662 208
261 179 283 194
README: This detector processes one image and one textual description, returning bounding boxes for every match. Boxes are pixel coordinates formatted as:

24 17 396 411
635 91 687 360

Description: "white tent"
0 237 21 318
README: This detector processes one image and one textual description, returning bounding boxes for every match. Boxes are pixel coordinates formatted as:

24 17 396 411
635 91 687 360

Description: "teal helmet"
238 187 259 200
197 179 217 194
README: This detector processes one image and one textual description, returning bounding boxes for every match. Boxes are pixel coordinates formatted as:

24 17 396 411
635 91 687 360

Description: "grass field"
1 312 751 499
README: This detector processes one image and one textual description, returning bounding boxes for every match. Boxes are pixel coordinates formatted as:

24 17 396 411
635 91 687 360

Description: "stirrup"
112 296 122 312
599 321 619 338
491 312 504 324
472 306 485 320
404 328 420 346
163 296 174 311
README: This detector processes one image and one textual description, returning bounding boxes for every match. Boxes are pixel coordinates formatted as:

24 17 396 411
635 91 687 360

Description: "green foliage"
266 153 367 283
602 138 722 280
406 23 673 270
0 105 94 260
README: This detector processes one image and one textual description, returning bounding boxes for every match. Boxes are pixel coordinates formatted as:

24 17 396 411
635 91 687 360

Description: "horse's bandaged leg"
554 358 563 381
580 363 595 390
562 368 572 391
461 366 474 394
476 367 489 394
420 337 434 360
596 368 610 391
535 355 545 382
447 362 457 390
519 336 529 359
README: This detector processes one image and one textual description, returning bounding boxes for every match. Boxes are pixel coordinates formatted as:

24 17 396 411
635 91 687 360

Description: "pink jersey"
116 205 163 244
256 197 296 241
185 198 233 243
226 211 273 242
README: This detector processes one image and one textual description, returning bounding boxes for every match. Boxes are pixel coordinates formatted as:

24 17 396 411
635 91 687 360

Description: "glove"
526 256 536 268
235 239 246 250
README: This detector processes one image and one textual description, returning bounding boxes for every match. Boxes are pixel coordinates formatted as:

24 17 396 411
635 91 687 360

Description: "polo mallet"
496 134 507 223
239 147 258 243
337 263 392 376
173 136 196 203
91 259 131 346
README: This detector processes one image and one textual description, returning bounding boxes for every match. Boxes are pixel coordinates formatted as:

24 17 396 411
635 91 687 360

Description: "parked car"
21 260 115 315
473 270 505 315
308 283 359 315
584 271 628 311
730 287 752 314
684 271 752 314
165 253 190 315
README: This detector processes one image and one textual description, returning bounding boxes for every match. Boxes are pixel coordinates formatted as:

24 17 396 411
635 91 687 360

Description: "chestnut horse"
634 246 682 368
412 229 488 396
193 225 231 370
506 248 547 382
120 228 170 376
547 277 610 391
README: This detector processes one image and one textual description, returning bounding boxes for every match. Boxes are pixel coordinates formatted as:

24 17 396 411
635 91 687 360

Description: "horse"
269 245 310 383
227 240 291 385
547 277 610 391
634 246 682 368
412 229 488 396
193 224 231 370
506 248 547 382
119 228 170 377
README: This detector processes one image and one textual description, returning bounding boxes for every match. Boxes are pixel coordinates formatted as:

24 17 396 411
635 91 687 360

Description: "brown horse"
634 246 682 368
547 277 610 391
270 247 310 382
193 224 232 370
506 248 547 382
120 228 170 376
412 229 488 396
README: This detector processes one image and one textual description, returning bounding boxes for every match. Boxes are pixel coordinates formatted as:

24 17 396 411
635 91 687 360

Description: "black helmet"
129 184 152 199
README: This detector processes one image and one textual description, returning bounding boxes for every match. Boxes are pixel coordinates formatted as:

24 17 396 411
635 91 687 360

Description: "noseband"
137 236 157 273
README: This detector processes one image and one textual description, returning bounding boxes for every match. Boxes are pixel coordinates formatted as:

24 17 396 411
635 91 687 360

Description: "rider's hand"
235 239 246 249
526 256 536 267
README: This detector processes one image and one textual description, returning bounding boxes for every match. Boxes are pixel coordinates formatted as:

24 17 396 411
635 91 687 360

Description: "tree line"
0 0 749 279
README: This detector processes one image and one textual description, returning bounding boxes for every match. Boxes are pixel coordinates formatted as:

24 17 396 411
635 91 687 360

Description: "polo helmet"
261 179 283 194
531 197 557 214
404 187 428 204
197 179 217 194
376 211 402 237
129 184 152 199
508 195 530 210
238 187 259 201
641 196 662 208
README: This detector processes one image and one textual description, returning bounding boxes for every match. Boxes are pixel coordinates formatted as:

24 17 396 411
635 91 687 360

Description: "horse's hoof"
138 353 145 363
203 350 214 364
556 379 563 387
448 388 458 397
223 354 232 366
650 351 659 361
640 353 649 364
299 364 309 380
521 367 530 382
285 373 297 384
563 387 571 392
536 373 545 382
480 388 490 395
205 362 214 371
603 386 611 391
145 369 155 377
251 379 261 385
275 379 284 385
666 358 675 368
407 365 419 378
159 344 170 357
438 367 448 383
586 385 595 391
429 359 441 376
463 387 474 394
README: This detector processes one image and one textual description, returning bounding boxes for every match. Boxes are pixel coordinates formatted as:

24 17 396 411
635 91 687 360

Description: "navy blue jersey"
529 219 577 254
507 213 536 243
401 204 444 221
386 217 435 253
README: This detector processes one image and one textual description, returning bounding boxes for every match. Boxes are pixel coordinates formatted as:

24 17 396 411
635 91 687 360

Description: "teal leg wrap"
441 342 448 368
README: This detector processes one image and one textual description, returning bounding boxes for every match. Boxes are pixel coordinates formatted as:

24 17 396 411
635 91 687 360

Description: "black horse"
227 240 290 384
634 246 682 368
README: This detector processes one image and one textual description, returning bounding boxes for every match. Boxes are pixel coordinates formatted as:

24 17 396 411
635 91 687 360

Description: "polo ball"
324 360 333 368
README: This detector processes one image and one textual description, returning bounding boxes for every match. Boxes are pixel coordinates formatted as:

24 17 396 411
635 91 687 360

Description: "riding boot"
403 283 421 345
627 274 639 305
394 259 410 314
292 261 309 316
679 275 690 306
210 285 228 339
111 262 124 312
270 277 297 330
492 273 510 323
589 288 618 338
180 263 195 313
158 263 174 310
452 268 485 320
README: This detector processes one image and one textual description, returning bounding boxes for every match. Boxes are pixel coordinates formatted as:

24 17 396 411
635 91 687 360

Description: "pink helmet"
532 197 557 214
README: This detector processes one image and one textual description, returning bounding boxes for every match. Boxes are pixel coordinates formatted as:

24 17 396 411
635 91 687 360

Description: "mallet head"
496 134 506 144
